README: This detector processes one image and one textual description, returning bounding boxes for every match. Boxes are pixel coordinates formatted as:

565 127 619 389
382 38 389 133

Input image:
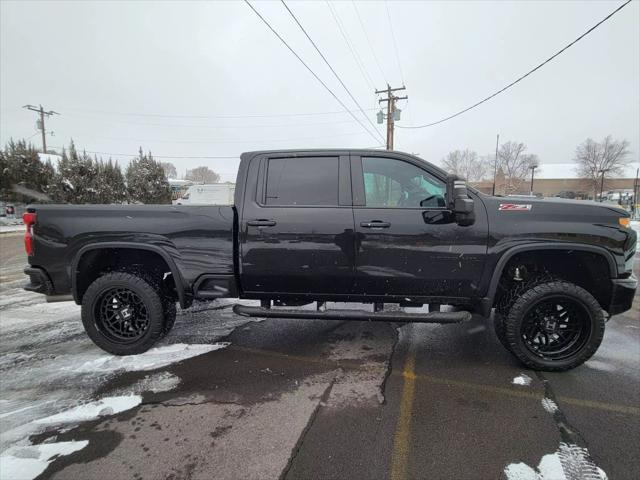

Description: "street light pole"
492 134 499 196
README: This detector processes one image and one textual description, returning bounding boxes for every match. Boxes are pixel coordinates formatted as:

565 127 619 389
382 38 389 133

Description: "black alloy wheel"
95 287 150 343
81 272 166 355
502 281 605 371
520 296 591 360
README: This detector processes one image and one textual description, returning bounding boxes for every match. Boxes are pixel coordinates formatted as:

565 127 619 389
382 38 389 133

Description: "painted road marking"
228 345 640 416
390 340 417 480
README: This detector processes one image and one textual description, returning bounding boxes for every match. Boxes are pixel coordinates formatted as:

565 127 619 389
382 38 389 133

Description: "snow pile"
0 441 89 480
35 395 142 425
512 374 533 386
71 343 229 374
504 442 607 480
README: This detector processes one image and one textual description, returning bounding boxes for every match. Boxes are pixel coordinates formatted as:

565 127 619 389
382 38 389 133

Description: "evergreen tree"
95 158 127 204
50 147 74 203
1 139 51 203
0 147 12 202
111 160 128 204
126 148 171 204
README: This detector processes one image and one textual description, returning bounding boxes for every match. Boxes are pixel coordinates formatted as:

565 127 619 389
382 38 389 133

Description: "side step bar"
232 304 471 324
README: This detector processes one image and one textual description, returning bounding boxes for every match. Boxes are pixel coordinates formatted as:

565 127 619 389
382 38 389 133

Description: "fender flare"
71 242 188 308
481 242 617 315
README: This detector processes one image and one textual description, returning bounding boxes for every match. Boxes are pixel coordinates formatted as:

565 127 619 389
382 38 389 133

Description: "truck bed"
29 204 236 298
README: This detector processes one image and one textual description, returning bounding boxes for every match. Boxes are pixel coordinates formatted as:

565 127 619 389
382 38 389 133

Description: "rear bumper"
24 266 54 295
608 274 637 316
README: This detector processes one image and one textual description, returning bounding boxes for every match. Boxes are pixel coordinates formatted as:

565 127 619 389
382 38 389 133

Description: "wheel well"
75 248 179 304
494 250 612 310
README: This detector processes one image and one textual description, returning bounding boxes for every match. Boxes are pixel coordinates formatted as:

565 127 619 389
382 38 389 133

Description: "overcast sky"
1 0 638 181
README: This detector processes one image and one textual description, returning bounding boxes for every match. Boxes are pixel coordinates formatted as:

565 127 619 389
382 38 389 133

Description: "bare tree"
574 136 631 199
185 166 220 184
160 162 177 179
441 149 488 182
497 141 538 193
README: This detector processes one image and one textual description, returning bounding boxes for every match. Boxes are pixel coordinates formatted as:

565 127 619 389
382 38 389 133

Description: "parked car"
175 183 235 205
23 149 637 371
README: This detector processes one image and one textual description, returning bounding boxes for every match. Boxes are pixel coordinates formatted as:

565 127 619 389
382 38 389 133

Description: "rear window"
265 156 339 206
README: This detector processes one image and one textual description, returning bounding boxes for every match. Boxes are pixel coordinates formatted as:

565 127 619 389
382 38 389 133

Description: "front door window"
362 156 446 208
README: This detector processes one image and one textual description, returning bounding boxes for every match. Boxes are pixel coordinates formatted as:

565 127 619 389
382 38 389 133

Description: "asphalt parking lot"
1 231 638 480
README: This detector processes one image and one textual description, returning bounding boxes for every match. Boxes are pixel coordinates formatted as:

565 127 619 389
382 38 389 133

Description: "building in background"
471 162 639 202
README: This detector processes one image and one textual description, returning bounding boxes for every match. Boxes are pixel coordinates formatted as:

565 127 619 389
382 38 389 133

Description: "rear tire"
503 281 605 371
81 272 165 355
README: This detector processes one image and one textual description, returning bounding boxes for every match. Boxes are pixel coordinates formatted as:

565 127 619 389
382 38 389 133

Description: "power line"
280 0 385 144
384 0 405 86
243 0 382 144
60 113 365 129
326 0 376 91
49 150 240 159
352 1 388 85
398 0 633 129
67 129 371 144
62 106 377 120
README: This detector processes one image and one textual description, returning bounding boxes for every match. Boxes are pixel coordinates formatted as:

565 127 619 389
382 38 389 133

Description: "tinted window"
266 156 339 206
363 157 446 208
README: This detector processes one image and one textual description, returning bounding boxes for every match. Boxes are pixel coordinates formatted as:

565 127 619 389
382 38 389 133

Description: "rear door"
351 153 488 299
240 152 355 295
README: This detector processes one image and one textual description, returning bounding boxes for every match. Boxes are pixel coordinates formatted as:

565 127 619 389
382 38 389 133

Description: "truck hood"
483 195 630 218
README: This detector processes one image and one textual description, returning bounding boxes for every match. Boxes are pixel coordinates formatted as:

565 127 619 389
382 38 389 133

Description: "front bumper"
24 266 54 295
609 273 637 316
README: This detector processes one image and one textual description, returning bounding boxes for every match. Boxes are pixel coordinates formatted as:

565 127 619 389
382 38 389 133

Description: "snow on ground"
504 377 608 480
0 277 261 476
0 225 24 233
512 374 533 386
541 398 558 414
504 443 608 480
0 440 89 480
34 395 143 425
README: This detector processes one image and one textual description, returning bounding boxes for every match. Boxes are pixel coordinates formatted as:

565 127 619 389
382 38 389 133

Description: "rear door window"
265 156 339 206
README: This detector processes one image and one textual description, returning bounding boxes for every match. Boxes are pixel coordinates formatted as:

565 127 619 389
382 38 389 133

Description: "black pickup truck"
23 149 637 370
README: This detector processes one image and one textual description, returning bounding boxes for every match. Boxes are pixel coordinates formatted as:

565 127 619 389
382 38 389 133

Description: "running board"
232 305 472 323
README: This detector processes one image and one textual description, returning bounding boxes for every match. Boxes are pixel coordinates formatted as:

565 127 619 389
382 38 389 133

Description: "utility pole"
492 134 500 196
529 164 538 196
375 85 407 150
22 104 59 153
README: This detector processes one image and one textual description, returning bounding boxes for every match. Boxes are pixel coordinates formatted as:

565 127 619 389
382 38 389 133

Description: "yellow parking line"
390 345 417 480
227 345 639 416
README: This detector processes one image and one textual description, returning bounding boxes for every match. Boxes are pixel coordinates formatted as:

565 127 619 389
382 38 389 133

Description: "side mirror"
447 177 475 225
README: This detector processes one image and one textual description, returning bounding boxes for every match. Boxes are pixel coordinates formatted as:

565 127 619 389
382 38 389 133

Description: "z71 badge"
499 203 532 211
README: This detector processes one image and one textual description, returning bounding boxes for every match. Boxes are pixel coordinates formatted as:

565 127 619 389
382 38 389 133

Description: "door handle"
360 221 391 228
247 219 277 227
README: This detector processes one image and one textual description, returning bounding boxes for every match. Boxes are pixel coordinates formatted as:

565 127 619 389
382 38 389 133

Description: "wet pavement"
0 232 638 479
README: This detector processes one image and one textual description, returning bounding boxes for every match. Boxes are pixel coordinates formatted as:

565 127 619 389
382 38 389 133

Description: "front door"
351 154 488 299
240 153 355 295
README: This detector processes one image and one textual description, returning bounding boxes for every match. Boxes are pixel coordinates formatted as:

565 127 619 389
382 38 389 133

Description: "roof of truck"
241 149 449 177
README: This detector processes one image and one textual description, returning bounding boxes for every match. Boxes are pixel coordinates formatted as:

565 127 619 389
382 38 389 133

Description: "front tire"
81 272 165 355
503 281 605 371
